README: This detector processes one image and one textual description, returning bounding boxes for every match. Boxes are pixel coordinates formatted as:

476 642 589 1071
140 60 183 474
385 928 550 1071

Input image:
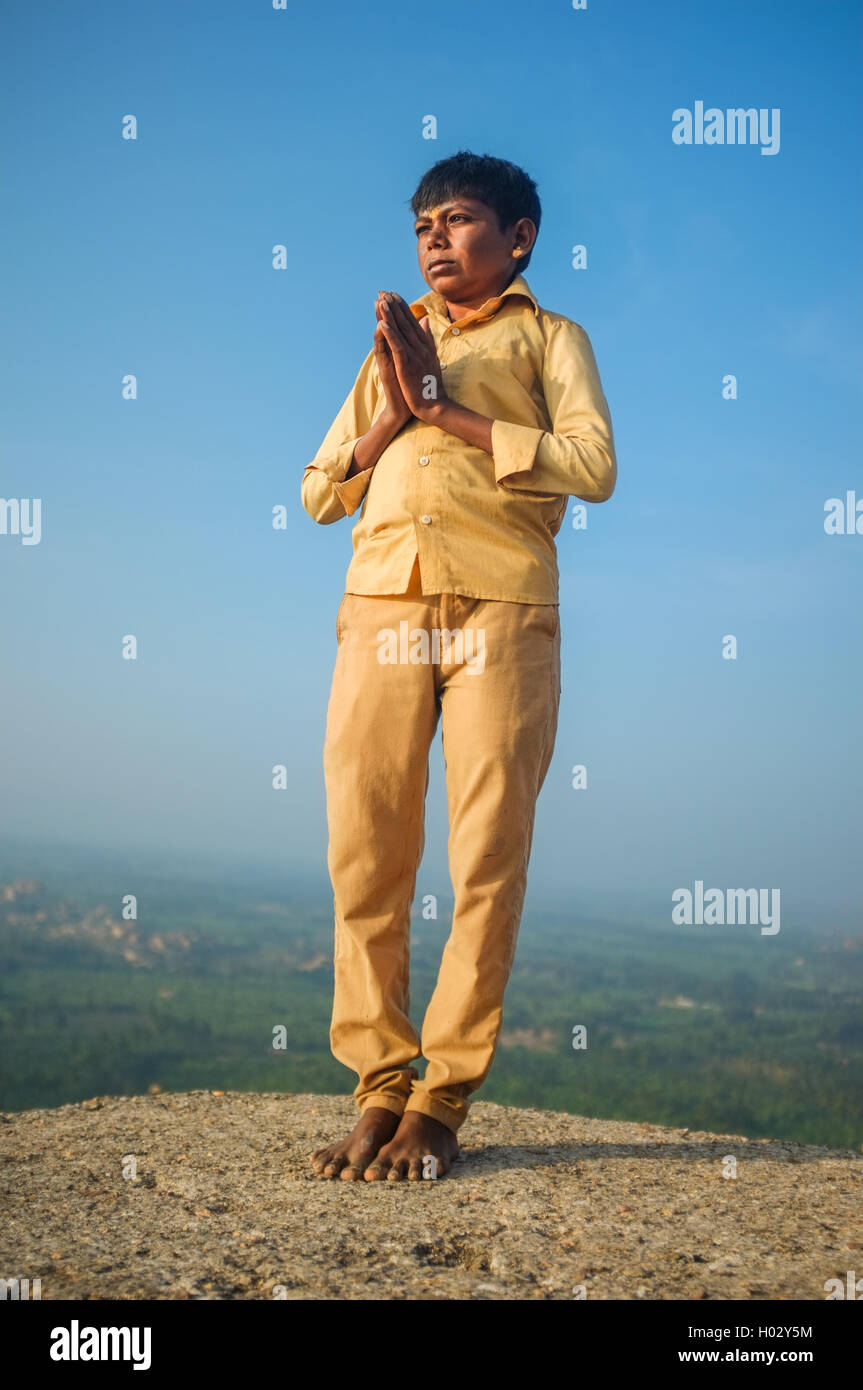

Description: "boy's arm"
488 317 616 501
381 295 615 503
301 347 389 525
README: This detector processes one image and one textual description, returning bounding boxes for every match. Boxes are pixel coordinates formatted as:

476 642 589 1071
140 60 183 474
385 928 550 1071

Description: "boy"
302 151 616 1182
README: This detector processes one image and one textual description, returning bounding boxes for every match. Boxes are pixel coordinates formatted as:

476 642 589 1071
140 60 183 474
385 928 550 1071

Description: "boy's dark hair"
410 150 541 276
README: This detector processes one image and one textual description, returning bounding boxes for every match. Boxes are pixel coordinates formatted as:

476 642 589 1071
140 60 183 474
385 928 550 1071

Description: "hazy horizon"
1 834 859 934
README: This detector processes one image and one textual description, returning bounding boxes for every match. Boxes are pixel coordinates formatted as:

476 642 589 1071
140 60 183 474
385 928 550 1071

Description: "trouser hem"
403 1092 466 1135
357 1094 408 1120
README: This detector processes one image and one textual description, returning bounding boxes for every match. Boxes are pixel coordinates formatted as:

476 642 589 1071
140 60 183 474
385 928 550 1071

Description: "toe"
407 1158 424 1181
310 1147 333 1170
387 1158 408 1181
322 1154 348 1179
363 1161 389 1182
440 1146 459 1176
339 1163 364 1181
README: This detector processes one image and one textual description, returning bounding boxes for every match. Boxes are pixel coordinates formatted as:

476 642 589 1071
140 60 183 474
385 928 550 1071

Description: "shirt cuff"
491 417 544 484
333 467 373 516
307 437 359 483
305 437 373 517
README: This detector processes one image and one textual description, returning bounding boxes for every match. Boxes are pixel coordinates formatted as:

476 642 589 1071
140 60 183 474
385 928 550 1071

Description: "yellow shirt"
301 273 616 603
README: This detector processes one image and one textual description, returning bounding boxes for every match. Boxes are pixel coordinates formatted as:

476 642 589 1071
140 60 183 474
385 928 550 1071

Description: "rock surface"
1 1091 860 1300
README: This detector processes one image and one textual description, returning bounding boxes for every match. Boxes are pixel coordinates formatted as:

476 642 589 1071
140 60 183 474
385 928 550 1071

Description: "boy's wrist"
383 404 412 431
417 397 453 426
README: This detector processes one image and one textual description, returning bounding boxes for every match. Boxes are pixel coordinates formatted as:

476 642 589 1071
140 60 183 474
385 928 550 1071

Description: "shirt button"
419 455 430 466
451 326 461 335
420 514 432 525
440 362 447 370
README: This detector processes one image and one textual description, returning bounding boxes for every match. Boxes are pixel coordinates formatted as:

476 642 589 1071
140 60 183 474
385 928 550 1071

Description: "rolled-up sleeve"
490 318 617 502
301 347 381 524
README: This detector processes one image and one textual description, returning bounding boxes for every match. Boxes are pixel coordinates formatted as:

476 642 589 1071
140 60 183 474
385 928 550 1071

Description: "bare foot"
363 1110 459 1182
311 1106 401 1181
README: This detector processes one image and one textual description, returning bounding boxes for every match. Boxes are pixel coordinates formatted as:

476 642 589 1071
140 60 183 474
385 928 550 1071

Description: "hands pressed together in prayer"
375 289 493 452
374 290 447 427
345 291 494 479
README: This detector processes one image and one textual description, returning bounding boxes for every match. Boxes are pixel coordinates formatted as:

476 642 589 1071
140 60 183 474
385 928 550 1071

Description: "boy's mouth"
428 259 457 274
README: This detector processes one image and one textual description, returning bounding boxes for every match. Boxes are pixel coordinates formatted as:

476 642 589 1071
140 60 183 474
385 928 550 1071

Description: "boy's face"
413 195 535 306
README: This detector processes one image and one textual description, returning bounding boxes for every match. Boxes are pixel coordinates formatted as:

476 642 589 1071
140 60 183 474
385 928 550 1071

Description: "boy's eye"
415 213 470 235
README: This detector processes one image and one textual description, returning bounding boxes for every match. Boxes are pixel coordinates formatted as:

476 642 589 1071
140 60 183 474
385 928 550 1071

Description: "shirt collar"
410 272 539 327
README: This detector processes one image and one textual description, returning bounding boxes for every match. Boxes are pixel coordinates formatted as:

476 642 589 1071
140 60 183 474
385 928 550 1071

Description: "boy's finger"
378 319 405 355
380 310 407 344
403 302 436 352
406 306 429 345
375 329 394 362
382 291 425 348
387 293 423 339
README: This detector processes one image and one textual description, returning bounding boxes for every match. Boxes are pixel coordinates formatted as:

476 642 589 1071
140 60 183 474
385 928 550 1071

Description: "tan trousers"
323 557 560 1133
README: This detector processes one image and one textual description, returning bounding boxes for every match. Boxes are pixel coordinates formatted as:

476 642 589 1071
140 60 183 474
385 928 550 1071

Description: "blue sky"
1 0 860 922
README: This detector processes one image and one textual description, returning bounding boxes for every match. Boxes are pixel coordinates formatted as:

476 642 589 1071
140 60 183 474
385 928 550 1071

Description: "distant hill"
1 874 861 1148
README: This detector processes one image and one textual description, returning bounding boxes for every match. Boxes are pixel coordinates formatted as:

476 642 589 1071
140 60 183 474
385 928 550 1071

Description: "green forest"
0 858 860 1149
